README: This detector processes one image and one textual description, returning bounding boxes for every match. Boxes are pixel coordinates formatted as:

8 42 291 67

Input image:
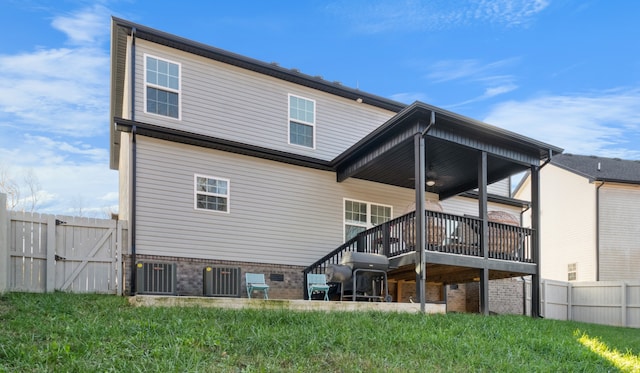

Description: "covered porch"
306 101 562 316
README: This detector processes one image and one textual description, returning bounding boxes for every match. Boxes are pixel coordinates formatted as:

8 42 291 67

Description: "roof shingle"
551 154 640 183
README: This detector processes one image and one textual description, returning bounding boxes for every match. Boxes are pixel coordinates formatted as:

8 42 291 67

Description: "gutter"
595 181 605 281
130 27 137 295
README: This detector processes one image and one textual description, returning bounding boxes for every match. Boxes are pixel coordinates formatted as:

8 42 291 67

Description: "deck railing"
304 209 534 278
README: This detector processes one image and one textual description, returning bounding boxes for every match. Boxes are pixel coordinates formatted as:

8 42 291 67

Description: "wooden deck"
304 209 536 301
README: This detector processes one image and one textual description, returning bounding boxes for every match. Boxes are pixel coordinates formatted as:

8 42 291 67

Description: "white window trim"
143 53 182 120
343 198 393 241
287 93 316 149
194 174 230 213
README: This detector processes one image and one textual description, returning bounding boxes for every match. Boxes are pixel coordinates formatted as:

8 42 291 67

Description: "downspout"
130 27 137 295
531 150 553 318
595 181 605 281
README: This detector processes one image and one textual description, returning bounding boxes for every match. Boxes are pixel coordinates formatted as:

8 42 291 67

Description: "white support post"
621 282 627 327
567 282 573 321
543 279 548 319
46 215 56 292
116 220 123 296
0 194 9 293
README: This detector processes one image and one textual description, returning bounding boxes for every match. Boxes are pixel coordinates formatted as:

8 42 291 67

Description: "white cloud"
427 58 518 83
483 84 518 98
484 88 640 159
327 0 550 34
0 4 116 216
0 5 110 138
425 58 520 106
474 0 550 27
51 4 111 46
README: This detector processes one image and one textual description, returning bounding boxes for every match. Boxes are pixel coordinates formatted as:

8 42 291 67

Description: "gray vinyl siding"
599 184 640 280
133 40 396 161
134 136 416 266
487 178 510 197
441 196 522 221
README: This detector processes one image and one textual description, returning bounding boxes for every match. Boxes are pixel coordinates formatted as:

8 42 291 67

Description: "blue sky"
0 0 639 216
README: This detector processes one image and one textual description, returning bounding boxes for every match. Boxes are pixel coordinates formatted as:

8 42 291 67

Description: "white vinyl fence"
0 194 128 295
539 279 640 328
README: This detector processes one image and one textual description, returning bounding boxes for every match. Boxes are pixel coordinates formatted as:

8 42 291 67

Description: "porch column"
531 165 541 318
478 151 489 315
414 132 426 312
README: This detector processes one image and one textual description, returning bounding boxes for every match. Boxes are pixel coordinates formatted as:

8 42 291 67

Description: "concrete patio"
129 295 446 314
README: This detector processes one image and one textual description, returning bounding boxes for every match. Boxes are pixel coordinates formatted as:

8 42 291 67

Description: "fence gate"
8 212 124 295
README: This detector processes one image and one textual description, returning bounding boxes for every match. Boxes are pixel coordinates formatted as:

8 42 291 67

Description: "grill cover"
340 252 389 271
326 264 352 282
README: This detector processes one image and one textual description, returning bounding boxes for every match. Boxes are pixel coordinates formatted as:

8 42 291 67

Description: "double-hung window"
195 175 229 213
288 94 315 148
145 55 180 119
344 199 392 241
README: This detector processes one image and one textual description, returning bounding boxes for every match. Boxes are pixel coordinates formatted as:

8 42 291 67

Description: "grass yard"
1 292 639 372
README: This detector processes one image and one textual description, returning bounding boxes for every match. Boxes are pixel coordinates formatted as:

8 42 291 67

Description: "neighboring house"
515 154 640 282
109 17 562 315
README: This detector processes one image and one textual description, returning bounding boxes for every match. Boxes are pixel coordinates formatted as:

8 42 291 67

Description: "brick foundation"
442 278 527 314
122 255 528 313
489 277 526 315
124 254 305 299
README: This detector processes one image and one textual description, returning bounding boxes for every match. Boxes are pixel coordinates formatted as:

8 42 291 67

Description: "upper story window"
344 199 392 241
145 55 180 119
288 94 315 148
195 174 229 213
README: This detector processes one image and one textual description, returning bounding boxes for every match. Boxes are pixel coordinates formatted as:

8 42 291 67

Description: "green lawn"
1 292 638 372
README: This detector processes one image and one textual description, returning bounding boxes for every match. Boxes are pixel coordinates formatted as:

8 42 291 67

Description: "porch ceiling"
334 102 563 199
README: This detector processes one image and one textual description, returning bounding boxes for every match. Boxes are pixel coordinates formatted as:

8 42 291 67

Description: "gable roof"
551 153 640 184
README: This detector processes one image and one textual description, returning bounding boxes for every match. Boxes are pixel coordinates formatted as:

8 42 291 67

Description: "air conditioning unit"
136 262 177 295
203 266 241 297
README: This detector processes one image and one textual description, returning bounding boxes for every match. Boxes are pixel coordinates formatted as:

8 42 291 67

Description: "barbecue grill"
337 252 391 302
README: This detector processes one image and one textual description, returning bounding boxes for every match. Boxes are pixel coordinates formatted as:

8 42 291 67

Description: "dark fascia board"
459 191 530 208
593 178 640 186
110 21 129 170
334 101 564 167
111 17 406 113
114 118 333 171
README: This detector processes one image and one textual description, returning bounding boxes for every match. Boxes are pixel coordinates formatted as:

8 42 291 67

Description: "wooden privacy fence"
0 196 128 295
538 279 640 328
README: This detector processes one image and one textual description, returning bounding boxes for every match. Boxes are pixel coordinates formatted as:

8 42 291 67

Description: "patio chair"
307 273 330 301
245 273 269 299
